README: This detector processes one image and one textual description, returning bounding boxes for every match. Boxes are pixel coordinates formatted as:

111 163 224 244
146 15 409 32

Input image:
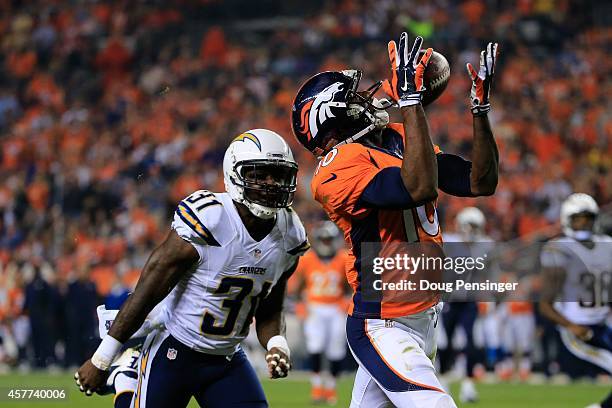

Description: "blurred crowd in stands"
0 0 609 371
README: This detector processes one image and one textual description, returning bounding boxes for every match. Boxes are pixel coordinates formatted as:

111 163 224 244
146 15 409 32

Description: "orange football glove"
382 32 433 107
467 42 499 115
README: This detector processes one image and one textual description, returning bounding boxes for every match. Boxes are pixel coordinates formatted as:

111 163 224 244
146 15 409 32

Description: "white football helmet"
312 221 341 258
223 129 298 219
456 207 485 238
560 193 599 240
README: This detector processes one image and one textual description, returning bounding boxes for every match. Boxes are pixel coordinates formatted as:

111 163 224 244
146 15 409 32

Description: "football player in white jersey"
439 207 493 403
75 129 310 408
539 193 612 408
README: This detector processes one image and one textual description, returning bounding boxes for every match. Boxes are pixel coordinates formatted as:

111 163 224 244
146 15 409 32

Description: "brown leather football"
420 50 450 106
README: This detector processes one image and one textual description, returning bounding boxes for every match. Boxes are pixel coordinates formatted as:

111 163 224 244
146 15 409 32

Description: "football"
420 50 450 106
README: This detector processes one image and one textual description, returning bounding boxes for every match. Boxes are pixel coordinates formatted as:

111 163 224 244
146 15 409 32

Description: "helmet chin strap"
332 122 377 151
244 200 278 220
226 178 278 220
330 99 390 152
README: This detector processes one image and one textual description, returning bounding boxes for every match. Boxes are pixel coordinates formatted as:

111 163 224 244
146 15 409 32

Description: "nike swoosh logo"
401 70 408 91
321 173 337 185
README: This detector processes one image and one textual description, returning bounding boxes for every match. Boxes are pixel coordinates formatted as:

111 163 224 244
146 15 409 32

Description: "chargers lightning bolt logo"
299 82 344 142
232 132 262 151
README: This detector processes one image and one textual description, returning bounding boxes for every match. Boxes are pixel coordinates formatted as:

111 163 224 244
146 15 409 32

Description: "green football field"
0 371 608 407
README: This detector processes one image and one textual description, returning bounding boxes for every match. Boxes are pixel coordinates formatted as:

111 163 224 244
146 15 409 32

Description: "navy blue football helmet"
291 70 391 157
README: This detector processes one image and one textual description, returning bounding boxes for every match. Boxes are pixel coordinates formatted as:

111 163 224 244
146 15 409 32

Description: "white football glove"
466 42 499 116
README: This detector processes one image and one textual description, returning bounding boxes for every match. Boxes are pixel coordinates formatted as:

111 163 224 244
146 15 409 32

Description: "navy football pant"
439 302 478 377
131 331 267 408
559 323 612 374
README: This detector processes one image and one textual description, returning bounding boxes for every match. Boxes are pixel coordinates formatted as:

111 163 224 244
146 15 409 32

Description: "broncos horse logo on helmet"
292 70 391 157
299 81 344 143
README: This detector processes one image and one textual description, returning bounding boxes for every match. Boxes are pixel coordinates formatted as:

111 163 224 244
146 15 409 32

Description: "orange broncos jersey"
311 123 443 319
294 250 348 305
508 301 533 315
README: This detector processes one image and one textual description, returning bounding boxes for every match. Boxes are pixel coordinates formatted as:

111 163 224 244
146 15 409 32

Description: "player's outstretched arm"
108 230 198 340
467 42 499 196
256 260 298 379
75 230 199 395
382 32 438 203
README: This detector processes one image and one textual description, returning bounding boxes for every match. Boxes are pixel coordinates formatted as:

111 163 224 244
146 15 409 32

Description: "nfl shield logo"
252 249 262 258
167 348 177 360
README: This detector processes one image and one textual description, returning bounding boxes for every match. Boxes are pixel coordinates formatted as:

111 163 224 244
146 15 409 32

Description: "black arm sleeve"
437 153 474 197
357 167 417 209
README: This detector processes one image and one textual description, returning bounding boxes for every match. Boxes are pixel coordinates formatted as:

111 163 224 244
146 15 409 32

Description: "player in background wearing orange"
292 32 499 407
293 222 350 405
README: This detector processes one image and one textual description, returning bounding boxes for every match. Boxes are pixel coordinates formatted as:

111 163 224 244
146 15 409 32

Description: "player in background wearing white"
539 193 612 408
475 302 504 378
292 222 349 405
441 207 493 403
92 299 168 405
499 301 535 381
74 129 310 408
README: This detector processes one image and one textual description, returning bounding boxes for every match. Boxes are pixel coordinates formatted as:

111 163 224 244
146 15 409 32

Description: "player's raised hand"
466 42 499 115
74 359 110 396
266 347 291 379
382 32 433 107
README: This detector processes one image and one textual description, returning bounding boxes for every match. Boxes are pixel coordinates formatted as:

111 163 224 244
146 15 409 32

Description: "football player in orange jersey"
291 33 499 408
293 222 350 405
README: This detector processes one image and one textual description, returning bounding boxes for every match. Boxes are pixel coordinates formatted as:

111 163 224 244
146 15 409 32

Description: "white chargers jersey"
164 190 309 355
541 234 612 325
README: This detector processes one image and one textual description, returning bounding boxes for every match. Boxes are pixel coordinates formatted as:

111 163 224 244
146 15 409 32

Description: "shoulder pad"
384 123 442 154
312 143 370 186
277 207 310 256
334 142 370 160
540 238 573 265
594 234 612 243
311 143 382 217
386 122 405 135
174 190 235 247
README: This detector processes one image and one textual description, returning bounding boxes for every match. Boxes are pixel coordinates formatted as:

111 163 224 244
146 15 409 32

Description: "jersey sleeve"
359 167 416 209
279 207 310 275
389 123 469 196
171 190 227 263
437 153 474 197
171 212 207 263
312 144 382 217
